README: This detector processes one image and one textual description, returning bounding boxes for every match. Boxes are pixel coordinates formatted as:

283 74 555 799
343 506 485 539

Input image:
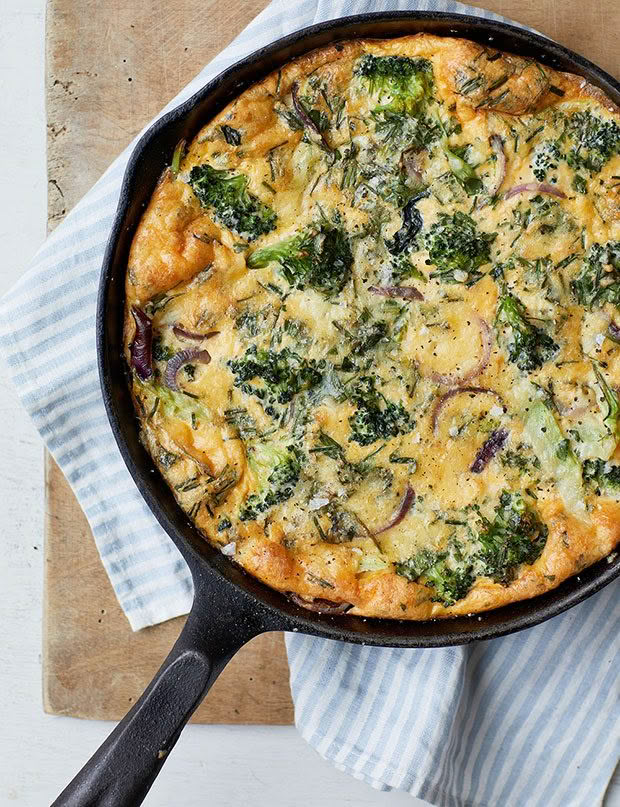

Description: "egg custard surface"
125 35 620 618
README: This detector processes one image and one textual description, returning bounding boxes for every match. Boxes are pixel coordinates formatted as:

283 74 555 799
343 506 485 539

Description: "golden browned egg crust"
124 35 620 619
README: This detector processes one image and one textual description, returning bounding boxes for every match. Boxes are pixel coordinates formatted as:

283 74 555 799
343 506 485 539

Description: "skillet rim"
97 10 620 648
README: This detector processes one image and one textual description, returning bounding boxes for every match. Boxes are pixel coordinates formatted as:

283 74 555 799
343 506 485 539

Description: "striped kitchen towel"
0 1 617 805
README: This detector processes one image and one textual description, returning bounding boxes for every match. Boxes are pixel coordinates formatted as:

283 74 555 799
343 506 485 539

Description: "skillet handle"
51 586 273 807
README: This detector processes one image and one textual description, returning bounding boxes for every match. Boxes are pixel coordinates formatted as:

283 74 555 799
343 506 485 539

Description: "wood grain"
467 0 618 79
44 0 294 724
44 0 618 723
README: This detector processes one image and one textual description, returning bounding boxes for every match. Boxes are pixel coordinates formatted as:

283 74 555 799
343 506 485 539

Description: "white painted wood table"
0 2 616 805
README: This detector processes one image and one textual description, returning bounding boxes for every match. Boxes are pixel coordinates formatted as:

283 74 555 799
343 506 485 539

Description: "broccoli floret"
348 376 412 446
228 345 323 415
571 241 620 308
425 212 496 285
443 145 483 196
188 164 276 241
582 458 620 494
500 447 540 475
355 54 439 153
395 548 474 606
355 54 433 112
239 442 303 521
473 491 548 584
565 109 620 175
496 293 558 372
152 338 174 361
247 221 353 296
395 492 547 603
531 139 562 182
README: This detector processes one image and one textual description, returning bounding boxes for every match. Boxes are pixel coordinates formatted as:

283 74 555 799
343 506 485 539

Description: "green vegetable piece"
348 376 412 446
355 54 439 152
188 163 276 241
321 503 371 543
443 146 483 195
565 109 620 175
372 109 442 151
239 441 303 521
358 554 389 572
158 450 179 469
395 492 548 604
310 430 345 461
337 308 389 355
354 54 433 113
582 458 620 495
531 140 562 182
247 221 353 296
572 174 587 194
425 212 495 285
395 549 474 606
228 345 323 413
571 241 620 308
143 382 210 424
496 293 558 372
170 139 186 178
473 491 548 584
592 362 620 441
221 125 241 146
224 407 259 440
500 448 539 475
152 338 174 362
523 400 585 517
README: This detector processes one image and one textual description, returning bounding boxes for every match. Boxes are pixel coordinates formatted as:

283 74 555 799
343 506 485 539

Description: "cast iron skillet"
53 12 620 807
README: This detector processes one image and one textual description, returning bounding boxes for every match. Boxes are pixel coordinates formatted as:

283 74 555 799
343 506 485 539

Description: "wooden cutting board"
43 0 618 723
43 0 294 724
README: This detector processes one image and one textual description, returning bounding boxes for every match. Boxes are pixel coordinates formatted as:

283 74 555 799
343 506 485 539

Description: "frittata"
124 35 620 618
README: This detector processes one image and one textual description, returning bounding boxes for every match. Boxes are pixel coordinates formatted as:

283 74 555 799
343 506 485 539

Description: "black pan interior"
98 11 620 647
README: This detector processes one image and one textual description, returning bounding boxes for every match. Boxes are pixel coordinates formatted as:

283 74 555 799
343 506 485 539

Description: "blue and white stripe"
1 1 617 804
287 582 619 806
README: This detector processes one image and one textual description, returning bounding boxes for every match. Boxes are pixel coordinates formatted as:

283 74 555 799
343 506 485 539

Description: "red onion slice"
431 316 492 387
288 594 353 614
470 428 509 473
369 285 424 301
432 386 504 434
504 183 566 201
173 325 220 342
607 321 620 344
164 349 211 391
488 134 507 197
130 306 153 381
373 486 415 536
